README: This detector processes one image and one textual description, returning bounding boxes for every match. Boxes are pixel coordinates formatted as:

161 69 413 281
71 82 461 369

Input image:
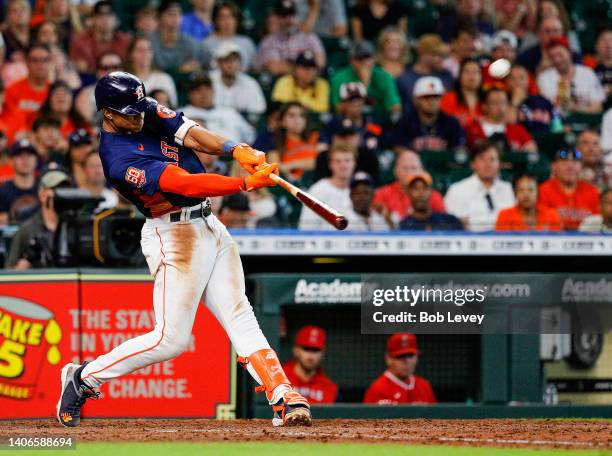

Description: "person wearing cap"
80 151 119 211
256 0 326 76
181 0 214 41
444 142 515 231
218 193 252 229
465 87 537 152
349 0 407 43
65 129 94 188
282 326 338 404
202 2 257 71
210 41 266 115
150 0 208 74
481 30 523 91
179 74 255 144
443 25 479 79
298 144 355 230
330 40 401 116
399 172 463 231
537 36 605 115
345 171 390 231
272 50 330 113
391 76 466 154
495 172 561 231
68 1 131 74
579 188 612 233
0 140 39 225
5 166 72 269
539 148 600 230
363 333 436 404
31 115 68 165
396 34 454 114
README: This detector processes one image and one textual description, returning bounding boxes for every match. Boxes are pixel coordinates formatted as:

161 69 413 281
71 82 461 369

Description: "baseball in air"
488 58 511 79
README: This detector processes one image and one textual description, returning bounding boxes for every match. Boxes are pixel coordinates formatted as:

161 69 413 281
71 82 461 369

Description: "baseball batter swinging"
56 72 312 427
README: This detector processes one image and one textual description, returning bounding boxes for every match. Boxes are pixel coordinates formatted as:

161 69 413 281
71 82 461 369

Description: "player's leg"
201 215 311 426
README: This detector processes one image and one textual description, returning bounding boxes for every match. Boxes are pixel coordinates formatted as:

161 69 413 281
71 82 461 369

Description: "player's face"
386 353 418 380
515 177 538 210
293 346 324 373
105 109 145 133
407 180 432 212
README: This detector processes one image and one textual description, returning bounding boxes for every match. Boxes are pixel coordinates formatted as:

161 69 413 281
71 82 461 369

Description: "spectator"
75 51 123 124
376 26 410 79
68 1 131 74
31 115 67 164
601 107 612 153
391 76 466 153
5 168 72 269
331 40 400 116
149 89 172 107
272 50 330 113
537 36 605 115
364 333 436 405
298 145 355 230
202 1 257 71
576 129 606 189
396 34 454 114
344 171 390 230
210 42 266 115
39 81 90 140
373 150 446 226
445 142 515 231
0 140 39 225
399 172 463 231
134 6 158 36
296 0 348 38
227 162 277 228
34 0 83 48
64 129 94 188
181 0 214 41
466 88 537 152
590 29 612 110
539 148 600 230
493 0 537 40
150 0 206 74
125 35 178 108
2 0 32 62
579 188 612 233
506 64 559 134
0 79 27 145
256 0 326 76
267 102 323 182
3 44 51 128
282 325 338 404
441 58 483 128
34 21 81 90
79 151 118 211
495 173 561 231
437 0 495 49
350 0 407 43
482 30 519 90
0 133 13 184
444 25 479 79
218 193 252 229
179 74 255 144
252 101 283 152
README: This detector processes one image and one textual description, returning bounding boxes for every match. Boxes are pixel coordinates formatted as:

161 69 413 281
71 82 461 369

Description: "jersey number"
125 167 146 187
161 141 179 162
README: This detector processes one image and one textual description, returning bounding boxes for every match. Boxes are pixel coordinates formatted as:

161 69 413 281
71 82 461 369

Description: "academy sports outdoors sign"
0 271 235 419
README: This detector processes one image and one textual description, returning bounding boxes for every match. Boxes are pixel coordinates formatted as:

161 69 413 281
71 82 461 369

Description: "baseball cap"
340 81 367 101
546 35 570 51
39 168 72 189
491 30 518 50
295 50 317 68
10 139 38 157
275 0 296 16
406 171 433 187
413 76 445 97
350 171 375 189
335 118 359 136
69 129 93 147
387 333 419 357
417 34 450 56
350 40 375 59
221 193 250 212
93 0 114 15
295 325 326 350
554 147 582 161
214 41 242 60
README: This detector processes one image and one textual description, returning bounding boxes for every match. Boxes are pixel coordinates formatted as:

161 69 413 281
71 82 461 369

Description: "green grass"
7 442 611 456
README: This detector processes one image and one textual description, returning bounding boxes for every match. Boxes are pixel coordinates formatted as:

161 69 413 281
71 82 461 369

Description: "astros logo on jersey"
134 86 144 100
157 104 177 119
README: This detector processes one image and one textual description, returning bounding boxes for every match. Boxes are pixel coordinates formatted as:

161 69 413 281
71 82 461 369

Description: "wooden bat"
269 173 348 230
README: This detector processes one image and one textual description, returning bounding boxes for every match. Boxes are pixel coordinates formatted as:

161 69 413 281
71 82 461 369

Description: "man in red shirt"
466 88 537 153
539 148 600 230
283 326 338 404
373 150 445 227
363 333 437 405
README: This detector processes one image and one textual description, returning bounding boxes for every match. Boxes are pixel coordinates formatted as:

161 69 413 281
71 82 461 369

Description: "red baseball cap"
387 333 419 357
295 325 326 349
546 35 570 52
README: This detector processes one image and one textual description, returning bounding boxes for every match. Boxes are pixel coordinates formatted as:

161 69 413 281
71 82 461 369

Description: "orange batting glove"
231 143 266 174
240 163 279 192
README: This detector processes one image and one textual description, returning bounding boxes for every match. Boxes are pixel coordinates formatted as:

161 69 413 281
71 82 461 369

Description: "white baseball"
488 58 511 79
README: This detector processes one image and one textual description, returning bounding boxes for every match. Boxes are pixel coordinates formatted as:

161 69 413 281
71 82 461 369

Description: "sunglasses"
393 353 416 360
299 346 323 353
556 149 582 161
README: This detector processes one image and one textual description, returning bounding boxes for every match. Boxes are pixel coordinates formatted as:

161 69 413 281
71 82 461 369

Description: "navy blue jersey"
99 99 206 217
399 212 463 231
516 95 557 133
390 111 466 152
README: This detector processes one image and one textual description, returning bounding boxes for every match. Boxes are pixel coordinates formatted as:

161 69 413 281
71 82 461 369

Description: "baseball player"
56 72 311 427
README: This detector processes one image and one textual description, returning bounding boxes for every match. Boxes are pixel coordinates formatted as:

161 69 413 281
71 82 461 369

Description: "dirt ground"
1 419 611 450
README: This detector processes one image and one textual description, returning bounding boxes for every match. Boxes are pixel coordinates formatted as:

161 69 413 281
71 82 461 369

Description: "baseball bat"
269 173 348 231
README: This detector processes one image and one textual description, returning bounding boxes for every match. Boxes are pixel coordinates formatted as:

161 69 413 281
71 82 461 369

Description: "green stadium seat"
566 113 603 133
533 132 568 160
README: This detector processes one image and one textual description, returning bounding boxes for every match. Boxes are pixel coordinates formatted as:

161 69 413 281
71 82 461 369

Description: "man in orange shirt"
283 326 338 404
0 80 27 145
3 44 51 128
496 173 561 231
363 333 436 405
539 148 600 230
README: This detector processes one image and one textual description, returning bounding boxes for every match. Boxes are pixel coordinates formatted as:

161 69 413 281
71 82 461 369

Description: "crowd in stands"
1 0 612 250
